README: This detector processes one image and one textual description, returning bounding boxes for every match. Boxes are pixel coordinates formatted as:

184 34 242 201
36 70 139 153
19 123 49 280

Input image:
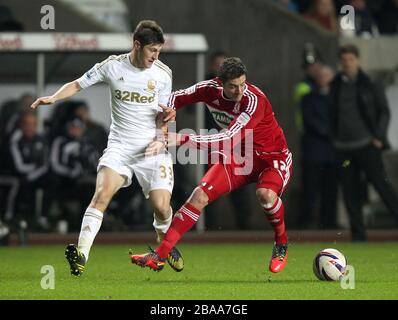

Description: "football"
313 248 347 281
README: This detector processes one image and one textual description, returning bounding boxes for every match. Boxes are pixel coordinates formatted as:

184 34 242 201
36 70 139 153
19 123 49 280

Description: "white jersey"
77 53 172 155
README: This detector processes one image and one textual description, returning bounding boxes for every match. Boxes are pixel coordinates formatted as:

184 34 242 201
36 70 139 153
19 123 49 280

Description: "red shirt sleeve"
168 80 215 110
182 94 264 151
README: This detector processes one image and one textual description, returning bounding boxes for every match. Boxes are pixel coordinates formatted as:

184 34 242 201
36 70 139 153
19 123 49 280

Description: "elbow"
72 80 82 92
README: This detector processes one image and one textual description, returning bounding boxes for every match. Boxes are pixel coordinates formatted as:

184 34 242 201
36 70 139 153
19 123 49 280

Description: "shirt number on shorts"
273 160 286 171
160 165 173 182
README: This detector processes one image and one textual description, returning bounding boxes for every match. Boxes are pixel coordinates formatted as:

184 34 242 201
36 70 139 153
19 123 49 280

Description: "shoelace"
274 245 288 259
146 246 165 262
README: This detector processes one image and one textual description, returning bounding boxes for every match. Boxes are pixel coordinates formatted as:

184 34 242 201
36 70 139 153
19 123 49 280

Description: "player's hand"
155 112 167 129
31 96 56 109
159 104 176 122
145 140 166 157
166 132 183 147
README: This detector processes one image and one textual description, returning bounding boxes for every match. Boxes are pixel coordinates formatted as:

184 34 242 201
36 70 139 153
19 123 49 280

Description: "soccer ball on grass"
313 248 347 281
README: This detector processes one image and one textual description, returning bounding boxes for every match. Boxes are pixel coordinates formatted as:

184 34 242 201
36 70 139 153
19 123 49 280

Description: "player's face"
222 75 246 102
135 41 163 68
340 53 360 77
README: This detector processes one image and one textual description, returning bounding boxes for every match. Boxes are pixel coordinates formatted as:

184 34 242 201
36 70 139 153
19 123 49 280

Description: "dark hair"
210 50 227 61
217 57 247 83
70 100 88 111
339 44 360 58
133 20 164 47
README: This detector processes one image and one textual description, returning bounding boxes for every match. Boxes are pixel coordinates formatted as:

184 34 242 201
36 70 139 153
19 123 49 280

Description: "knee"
152 198 171 220
256 188 278 207
91 186 114 207
189 187 209 209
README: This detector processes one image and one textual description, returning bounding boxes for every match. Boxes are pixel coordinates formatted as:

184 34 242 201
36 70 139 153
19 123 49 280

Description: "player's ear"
133 40 141 50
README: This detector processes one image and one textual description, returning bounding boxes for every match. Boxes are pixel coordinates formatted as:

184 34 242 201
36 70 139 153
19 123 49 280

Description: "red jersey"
168 78 288 153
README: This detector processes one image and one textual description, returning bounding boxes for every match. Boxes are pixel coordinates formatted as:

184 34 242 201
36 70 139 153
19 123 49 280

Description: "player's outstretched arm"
31 80 82 109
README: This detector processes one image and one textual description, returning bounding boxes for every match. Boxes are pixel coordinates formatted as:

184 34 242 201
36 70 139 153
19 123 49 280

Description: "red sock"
156 203 201 259
263 198 288 244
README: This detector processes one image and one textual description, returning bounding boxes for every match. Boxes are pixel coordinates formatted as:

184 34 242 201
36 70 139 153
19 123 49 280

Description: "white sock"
153 208 172 243
78 207 103 261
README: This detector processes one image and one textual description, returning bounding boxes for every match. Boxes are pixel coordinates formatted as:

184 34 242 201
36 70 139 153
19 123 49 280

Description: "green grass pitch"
1 242 397 300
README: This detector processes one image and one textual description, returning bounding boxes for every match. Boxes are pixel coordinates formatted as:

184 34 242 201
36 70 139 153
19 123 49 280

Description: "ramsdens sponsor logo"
211 111 234 126
0 35 22 50
53 34 99 50
114 89 155 104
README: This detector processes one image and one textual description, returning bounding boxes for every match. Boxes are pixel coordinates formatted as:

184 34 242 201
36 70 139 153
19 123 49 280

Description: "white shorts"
98 146 174 198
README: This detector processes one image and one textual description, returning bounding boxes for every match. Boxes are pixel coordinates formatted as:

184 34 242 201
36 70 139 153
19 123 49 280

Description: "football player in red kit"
131 57 292 273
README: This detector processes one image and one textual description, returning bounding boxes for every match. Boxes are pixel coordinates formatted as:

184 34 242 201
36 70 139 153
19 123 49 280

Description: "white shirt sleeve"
77 58 110 89
158 71 172 106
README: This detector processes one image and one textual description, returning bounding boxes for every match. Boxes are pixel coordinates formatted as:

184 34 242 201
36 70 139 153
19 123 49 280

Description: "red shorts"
200 149 292 203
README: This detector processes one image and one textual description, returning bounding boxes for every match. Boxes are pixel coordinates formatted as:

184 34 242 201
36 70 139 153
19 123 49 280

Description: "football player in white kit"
31 20 183 276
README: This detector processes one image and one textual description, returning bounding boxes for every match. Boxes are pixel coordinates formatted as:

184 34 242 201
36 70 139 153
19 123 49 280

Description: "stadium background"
0 0 397 239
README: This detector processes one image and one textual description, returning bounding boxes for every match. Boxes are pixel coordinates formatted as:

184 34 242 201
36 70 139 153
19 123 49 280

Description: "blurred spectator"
293 43 322 131
0 93 35 146
70 101 108 154
349 0 378 36
376 0 398 34
10 112 48 183
0 219 10 245
303 0 338 33
0 94 35 232
293 0 312 13
205 50 228 80
0 166 19 228
329 44 398 241
273 0 299 13
105 179 152 231
298 65 339 229
44 100 79 143
0 5 24 31
205 51 227 131
8 111 51 231
50 117 99 231
45 100 108 152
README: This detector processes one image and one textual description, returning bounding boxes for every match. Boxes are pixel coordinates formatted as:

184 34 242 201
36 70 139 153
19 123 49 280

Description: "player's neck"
222 90 241 102
129 51 145 69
